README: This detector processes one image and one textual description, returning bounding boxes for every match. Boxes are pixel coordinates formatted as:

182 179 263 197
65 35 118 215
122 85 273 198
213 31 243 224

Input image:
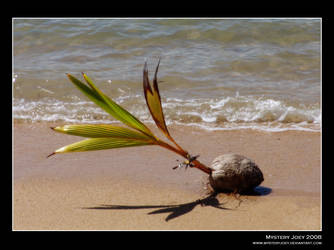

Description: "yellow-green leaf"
52 124 153 141
53 137 155 154
82 73 154 138
67 73 155 139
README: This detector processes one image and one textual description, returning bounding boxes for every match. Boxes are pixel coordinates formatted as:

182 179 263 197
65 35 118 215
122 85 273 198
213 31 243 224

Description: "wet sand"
13 122 321 230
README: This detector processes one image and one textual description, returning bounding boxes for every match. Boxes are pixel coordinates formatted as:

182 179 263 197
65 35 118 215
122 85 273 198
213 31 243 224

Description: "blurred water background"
13 18 321 132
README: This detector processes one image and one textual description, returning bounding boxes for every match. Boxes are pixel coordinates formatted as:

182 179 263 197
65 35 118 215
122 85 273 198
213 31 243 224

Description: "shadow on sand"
241 186 272 196
83 186 271 221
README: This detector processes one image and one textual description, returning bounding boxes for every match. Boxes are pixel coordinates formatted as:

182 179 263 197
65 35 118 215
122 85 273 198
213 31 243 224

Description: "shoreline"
13 118 321 133
13 121 321 230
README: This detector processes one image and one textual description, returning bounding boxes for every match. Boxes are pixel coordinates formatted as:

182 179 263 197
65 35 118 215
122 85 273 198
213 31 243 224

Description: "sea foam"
13 95 320 132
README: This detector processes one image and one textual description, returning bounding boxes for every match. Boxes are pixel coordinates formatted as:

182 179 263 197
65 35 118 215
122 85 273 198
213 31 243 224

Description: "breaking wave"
13 95 320 132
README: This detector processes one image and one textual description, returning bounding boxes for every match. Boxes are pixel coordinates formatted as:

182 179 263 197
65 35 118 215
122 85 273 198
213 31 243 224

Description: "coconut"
209 153 264 193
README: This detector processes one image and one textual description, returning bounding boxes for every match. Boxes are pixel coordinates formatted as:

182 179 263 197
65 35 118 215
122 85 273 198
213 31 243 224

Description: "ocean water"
13 18 321 132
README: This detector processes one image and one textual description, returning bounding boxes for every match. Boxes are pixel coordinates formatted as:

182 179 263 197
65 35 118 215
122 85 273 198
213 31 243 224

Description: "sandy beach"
13 122 321 230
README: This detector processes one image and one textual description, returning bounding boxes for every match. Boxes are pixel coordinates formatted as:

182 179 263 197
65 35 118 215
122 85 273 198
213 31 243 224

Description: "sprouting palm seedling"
48 59 213 175
47 59 265 194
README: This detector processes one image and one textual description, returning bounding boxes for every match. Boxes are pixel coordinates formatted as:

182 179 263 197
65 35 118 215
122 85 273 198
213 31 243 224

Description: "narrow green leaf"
54 137 155 154
68 73 155 138
67 74 115 117
52 124 153 141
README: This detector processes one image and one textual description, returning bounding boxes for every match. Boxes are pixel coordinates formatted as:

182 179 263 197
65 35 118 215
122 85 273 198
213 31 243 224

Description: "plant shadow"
83 186 271 222
83 192 229 222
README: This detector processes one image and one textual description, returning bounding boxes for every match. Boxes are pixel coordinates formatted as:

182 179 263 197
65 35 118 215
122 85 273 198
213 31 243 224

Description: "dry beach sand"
13 122 321 230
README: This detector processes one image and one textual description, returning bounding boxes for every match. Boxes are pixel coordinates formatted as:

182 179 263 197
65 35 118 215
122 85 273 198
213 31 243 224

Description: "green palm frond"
53 137 155 154
67 73 155 139
47 61 212 175
52 124 154 140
